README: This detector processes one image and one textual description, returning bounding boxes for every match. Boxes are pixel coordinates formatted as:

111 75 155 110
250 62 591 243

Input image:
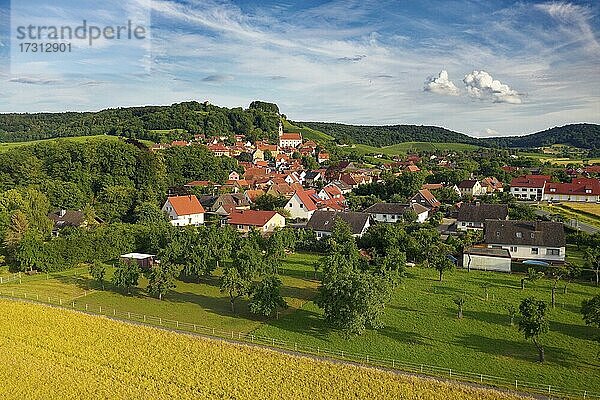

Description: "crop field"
2 254 599 396
0 299 533 400
561 202 600 218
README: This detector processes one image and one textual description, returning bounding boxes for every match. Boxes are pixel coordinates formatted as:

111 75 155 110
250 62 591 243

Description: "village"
74 121 600 274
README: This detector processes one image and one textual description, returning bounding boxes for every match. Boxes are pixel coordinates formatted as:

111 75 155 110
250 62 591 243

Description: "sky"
0 0 599 137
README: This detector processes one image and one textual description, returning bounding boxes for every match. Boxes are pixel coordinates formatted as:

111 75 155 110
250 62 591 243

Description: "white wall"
462 254 511 272
162 201 205 227
487 244 565 263
285 195 315 219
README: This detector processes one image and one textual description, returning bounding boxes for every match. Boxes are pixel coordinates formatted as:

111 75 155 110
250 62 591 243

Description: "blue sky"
0 0 599 137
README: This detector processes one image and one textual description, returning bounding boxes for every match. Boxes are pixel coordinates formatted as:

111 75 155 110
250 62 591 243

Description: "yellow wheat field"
0 299 532 400
562 202 600 218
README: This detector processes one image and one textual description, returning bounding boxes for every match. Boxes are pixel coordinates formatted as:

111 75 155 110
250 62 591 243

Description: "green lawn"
2 253 599 394
0 135 154 152
254 267 600 393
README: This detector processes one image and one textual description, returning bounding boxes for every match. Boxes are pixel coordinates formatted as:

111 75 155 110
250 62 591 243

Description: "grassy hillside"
297 121 483 147
0 299 532 400
0 135 154 153
485 124 600 150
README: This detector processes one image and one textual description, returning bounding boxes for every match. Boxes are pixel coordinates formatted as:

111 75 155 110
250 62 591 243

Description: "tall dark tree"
519 297 550 362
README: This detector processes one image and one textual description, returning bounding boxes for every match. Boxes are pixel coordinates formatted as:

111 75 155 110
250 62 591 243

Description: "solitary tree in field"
548 267 567 308
427 244 454 282
581 295 600 333
249 275 288 318
518 297 550 362
147 263 178 300
585 248 600 286
480 282 491 301
220 267 250 313
453 296 466 319
562 263 581 294
505 303 517 326
111 261 140 295
521 268 544 290
89 260 107 289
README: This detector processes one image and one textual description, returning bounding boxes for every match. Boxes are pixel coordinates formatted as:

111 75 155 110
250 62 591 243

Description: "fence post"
341 350 344 359
272 338 275 346
480 374 483 383
294 343 297 352
583 390 587 399
231 331 234 339
85 304 88 311
36 294 38 300
193 324 196 332
113 309 116 316
144 315 146 322
317 347 320 355
212 328 215 335
24 293 26 299
515 380 518 389
72 302 75 308
159 318 162 325
238 332 241 339
366 355 369 364
548 385 551 394
99 306 102 313
420 364 423 373
449 369 452 377
176 321 179 328
128 312 131 319
59 299 62 306
392 359 395 368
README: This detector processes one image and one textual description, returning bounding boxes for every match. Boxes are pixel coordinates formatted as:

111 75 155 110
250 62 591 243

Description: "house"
48 209 102 236
317 152 330 164
212 193 251 215
279 132 303 148
363 202 430 223
228 171 240 181
120 253 157 269
303 170 323 186
457 203 509 231
162 195 205 226
318 184 344 201
510 175 551 201
481 177 504 194
226 210 286 234
404 165 421 173
329 180 353 194
542 178 600 203
285 190 318 219
483 220 566 263
207 144 230 157
458 180 485 197
462 247 512 273
306 210 371 239
410 189 441 209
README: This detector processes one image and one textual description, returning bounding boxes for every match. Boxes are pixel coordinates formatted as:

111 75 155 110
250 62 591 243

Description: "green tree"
146 263 178 300
249 275 288 318
89 260 107 289
585 247 600 286
220 266 250 313
521 267 544 290
111 261 140 294
427 244 454 282
519 297 550 362
454 296 466 319
581 295 600 330
505 303 517 326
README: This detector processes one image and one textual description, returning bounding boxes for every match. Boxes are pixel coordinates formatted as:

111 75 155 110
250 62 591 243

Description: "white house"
162 195 205 227
484 220 566 264
279 132 303 148
510 175 551 201
285 191 318 220
363 202 429 223
457 180 485 197
456 203 508 231
306 210 371 239
542 178 600 203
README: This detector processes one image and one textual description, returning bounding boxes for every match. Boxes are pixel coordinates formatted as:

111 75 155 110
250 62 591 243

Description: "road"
535 209 599 234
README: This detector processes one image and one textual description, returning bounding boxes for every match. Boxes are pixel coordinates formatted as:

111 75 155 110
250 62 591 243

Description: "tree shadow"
281 285 317 302
453 334 576 367
550 320 600 341
262 307 330 340
378 325 432 347
165 290 263 322
430 285 468 297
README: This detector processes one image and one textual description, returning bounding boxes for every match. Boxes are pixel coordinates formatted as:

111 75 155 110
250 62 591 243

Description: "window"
530 233 535 238
462 222 466 226
531 248 538 255
510 246 517 252
516 232 522 238
547 248 560 256
496 231 500 237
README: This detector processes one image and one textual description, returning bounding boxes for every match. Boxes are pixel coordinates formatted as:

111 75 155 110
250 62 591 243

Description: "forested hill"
482 123 600 149
0 101 281 143
296 121 483 147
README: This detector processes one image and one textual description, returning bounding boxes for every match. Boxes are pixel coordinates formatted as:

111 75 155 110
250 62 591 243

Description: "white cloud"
463 70 522 104
424 70 460 96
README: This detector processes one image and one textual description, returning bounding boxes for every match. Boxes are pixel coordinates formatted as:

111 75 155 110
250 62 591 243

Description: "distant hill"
296 121 483 147
483 124 600 149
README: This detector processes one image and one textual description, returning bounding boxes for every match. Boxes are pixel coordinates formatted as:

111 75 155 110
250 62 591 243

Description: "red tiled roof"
228 210 278 226
417 189 441 208
544 178 600 195
171 141 188 147
168 195 205 216
294 190 318 211
422 183 443 190
185 180 212 187
510 175 551 188
280 133 302 141
584 166 600 173
405 165 421 172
